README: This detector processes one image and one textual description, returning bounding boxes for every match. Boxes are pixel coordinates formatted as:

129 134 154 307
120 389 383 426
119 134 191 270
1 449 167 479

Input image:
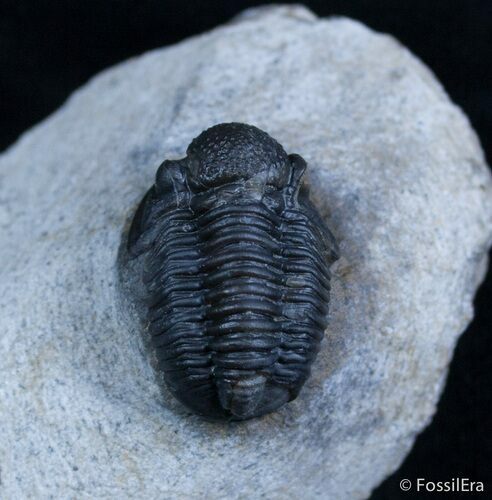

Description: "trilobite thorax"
128 123 338 420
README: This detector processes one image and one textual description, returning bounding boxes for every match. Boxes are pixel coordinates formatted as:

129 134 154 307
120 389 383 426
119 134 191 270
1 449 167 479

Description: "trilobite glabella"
128 123 339 420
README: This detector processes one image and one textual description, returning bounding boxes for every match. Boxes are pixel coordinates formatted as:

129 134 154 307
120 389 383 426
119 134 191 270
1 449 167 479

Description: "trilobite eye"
155 160 189 196
155 160 175 191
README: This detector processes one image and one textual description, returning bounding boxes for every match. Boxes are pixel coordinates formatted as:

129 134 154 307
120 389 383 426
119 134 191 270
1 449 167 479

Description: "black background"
1 1 490 497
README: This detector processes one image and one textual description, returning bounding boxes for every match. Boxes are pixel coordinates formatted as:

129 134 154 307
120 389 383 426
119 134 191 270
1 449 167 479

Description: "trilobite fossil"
128 122 339 420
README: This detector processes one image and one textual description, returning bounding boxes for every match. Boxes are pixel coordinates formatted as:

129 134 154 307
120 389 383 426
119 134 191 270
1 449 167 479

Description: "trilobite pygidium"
128 123 339 420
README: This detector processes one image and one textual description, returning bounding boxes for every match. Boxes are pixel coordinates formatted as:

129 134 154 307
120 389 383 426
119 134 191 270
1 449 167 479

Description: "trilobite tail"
216 375 267 419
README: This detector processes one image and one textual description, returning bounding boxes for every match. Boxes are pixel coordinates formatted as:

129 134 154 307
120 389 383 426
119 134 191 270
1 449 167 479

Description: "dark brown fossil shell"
128 123 338 420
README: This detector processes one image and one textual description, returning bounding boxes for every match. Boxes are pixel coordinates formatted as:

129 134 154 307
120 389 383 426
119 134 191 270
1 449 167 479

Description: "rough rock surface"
1 5 491 499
